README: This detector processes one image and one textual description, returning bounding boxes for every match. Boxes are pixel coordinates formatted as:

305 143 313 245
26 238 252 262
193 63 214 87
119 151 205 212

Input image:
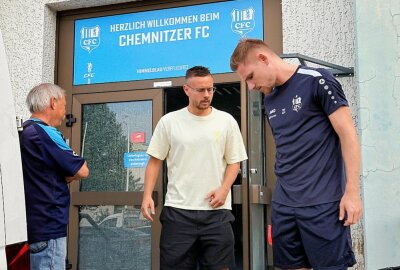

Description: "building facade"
0 0 399 269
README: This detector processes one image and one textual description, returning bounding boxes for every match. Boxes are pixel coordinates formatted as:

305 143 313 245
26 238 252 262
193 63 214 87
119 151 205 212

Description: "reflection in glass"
78 205 151 270
80 101 152 192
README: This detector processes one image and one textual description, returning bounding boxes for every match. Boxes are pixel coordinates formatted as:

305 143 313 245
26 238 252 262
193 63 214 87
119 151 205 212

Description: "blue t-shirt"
264 66 348 207
20 119 85 243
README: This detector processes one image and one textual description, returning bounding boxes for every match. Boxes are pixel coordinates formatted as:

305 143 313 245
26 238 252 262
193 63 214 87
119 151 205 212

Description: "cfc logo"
84 62 95 84
80 26 100 53
292 95 302 112
231 7 255 37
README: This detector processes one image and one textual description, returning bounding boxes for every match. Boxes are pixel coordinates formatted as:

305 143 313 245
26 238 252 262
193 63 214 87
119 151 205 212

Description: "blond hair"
230 39 272 71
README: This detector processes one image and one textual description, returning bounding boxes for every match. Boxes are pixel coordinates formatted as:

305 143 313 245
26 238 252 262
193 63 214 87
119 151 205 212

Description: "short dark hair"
185 66 211 79
230 39 271 71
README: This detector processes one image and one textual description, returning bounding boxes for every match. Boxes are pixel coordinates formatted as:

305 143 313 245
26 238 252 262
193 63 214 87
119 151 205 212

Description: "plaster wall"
282 1 364 269
355 1 400 269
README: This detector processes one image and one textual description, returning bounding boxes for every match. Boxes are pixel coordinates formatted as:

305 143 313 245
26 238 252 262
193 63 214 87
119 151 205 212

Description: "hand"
339 191 362 226
205 187 229 209
141 196 155 222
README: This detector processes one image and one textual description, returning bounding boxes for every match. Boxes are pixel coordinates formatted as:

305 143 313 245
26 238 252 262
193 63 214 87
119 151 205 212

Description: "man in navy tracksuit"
20 83 89 270
230 39 362 270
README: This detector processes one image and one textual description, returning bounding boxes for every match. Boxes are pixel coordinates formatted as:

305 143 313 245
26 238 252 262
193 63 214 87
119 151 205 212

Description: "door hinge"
66 114 77 127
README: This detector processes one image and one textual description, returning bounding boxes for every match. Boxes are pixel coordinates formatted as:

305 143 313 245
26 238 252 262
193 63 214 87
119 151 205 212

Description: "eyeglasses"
187 85 217 94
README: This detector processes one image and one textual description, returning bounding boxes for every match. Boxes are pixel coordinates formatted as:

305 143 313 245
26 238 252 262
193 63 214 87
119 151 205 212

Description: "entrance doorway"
56 0 283 266
56 0 282 267
164 83 244 269
66 82 270 270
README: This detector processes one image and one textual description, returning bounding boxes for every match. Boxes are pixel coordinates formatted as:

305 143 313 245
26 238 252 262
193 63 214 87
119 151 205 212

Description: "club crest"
292 95 302 112
80 26 100 53
231 7 255 37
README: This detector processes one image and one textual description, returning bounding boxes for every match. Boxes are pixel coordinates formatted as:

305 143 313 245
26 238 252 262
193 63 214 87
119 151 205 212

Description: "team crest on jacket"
292 95 302 112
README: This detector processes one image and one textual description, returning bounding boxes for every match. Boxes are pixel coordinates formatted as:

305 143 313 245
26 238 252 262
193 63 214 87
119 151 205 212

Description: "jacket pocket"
29 241 48 254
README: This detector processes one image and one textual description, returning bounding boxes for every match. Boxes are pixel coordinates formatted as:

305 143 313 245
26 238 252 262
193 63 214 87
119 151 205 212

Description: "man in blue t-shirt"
230 39 362 270
20 83 89 270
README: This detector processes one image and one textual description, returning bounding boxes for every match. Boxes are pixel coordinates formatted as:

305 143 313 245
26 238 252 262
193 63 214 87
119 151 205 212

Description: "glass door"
67 89 163 270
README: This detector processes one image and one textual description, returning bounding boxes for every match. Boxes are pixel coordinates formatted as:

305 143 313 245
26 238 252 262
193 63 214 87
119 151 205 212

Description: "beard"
196 100 211 110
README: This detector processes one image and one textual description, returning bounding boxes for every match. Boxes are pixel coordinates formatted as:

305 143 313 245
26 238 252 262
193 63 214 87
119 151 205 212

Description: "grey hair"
26 83 66 113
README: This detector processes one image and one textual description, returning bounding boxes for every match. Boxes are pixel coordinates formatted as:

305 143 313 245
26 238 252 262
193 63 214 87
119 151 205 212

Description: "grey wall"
355 1 400 269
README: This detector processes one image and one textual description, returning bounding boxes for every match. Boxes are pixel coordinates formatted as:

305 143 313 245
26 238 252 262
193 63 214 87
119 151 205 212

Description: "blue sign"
73 0 263 85
124 152 150 168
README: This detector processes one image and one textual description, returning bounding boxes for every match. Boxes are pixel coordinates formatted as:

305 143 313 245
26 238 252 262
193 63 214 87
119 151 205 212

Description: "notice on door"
124 152 150 168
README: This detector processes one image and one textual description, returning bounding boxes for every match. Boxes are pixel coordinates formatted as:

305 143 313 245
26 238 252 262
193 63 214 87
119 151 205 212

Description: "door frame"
56 0 283 268
67 89 163 270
